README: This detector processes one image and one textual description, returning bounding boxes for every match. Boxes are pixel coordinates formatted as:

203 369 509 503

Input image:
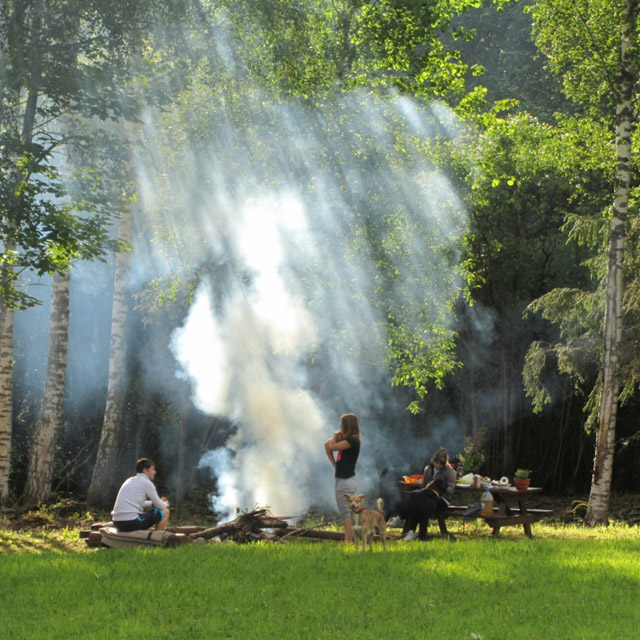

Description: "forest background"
1 0 639 526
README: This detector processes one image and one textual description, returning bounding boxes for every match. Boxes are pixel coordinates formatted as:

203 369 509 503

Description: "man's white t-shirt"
111 473 168 522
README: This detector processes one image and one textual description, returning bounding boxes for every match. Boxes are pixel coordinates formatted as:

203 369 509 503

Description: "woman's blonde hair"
340 413 360 439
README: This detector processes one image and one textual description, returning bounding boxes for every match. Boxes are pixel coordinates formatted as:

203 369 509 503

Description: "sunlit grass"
441 517 640 541
0 526 87 554
1 521 639 640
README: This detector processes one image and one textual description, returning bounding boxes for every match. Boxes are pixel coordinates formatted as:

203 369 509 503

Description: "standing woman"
324 413 361 543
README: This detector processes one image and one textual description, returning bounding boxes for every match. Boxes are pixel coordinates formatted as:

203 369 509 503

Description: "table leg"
518 498 534 538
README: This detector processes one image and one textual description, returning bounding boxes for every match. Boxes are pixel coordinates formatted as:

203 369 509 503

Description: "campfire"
188 507 289 543
82 506 351 548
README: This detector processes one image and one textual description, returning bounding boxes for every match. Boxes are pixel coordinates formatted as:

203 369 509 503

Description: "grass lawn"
1 521 639 640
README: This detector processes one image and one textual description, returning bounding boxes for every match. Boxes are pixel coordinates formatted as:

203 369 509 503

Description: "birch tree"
0 0 191 504
587 0 637 524
0 298 12 502
86 201 134 507
525 0 639 523
23 272 70 504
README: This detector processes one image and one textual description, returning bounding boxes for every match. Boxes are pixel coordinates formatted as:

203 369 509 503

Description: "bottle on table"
480 486 494 516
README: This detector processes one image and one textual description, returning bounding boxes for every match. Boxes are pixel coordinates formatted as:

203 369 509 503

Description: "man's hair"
136 458 155 473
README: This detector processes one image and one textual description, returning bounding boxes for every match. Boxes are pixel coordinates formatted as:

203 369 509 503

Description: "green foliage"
458 432 486 472
390 323 462 406
518 0 640 445
453 0 571 123
0 132 125 307
142 23 473 406
449 113 599 315
446 109 621 430
0 0 190 308
514 467 530 478
215 0 490 108
528 0 632 117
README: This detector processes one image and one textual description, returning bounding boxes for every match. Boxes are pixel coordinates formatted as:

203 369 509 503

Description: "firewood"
167 525 205 535
187 507 290 542
86 531 106 547
276 527 344 541
277 519 342 542
255 517 289 528
164 533 190 547
188 522 240 541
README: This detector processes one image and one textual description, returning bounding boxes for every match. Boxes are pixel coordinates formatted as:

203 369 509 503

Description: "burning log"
188 522 239 541
188 507 289 542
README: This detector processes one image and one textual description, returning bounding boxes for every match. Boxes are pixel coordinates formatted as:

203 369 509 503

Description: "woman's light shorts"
335 475 358 520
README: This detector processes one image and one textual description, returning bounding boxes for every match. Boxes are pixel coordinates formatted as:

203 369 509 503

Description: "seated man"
111 458 170 532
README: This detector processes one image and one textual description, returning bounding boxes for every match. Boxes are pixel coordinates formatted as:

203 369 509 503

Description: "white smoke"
142 88 468 521
171 192 327 519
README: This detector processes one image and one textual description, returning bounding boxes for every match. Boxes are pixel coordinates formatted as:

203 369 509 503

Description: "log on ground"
276 527 344 541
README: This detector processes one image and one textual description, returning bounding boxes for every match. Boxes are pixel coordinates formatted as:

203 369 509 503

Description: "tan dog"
343 493 387 552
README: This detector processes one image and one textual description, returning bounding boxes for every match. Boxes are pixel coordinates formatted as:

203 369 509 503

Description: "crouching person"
111 458 170 532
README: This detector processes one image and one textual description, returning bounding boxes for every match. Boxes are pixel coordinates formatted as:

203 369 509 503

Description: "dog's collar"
355 507 366 513
432 489 440 499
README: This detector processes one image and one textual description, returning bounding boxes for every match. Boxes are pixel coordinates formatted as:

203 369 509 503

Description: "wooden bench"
436 505 554 538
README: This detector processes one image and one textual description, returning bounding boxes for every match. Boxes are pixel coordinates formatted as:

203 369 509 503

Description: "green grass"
1 523 639 640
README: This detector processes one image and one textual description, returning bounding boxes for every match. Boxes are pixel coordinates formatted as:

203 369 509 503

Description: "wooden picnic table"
454 483 545 538
398 481 549 538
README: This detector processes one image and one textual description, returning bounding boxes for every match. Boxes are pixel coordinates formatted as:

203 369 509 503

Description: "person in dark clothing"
324 413 361 543
402 447 456 540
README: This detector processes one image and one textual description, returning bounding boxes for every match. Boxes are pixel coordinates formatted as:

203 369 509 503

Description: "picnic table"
454 483 547 538
398 480 551 538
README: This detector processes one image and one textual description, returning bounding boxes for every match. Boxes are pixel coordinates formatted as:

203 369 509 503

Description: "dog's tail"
377 497 384 513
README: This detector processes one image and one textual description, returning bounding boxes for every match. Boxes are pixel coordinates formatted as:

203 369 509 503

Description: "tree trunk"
23 272 70 504
86 204 134 507
585 0 637 526
175 405 188 520
0 10 42 504
500 346 514 474
0 298 13 505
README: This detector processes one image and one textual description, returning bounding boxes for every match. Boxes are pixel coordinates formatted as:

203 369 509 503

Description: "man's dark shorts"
114 509 163 532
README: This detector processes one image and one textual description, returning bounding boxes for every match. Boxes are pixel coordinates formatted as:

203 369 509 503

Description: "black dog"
398 476 449 539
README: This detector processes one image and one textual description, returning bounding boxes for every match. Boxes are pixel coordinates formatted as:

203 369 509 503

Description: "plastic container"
480 487 494 517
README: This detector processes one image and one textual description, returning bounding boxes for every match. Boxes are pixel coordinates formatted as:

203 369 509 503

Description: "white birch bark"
0 297 13 505
23 272 70 504
0 5 42 506
86 203 133 507
585 0 637 525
